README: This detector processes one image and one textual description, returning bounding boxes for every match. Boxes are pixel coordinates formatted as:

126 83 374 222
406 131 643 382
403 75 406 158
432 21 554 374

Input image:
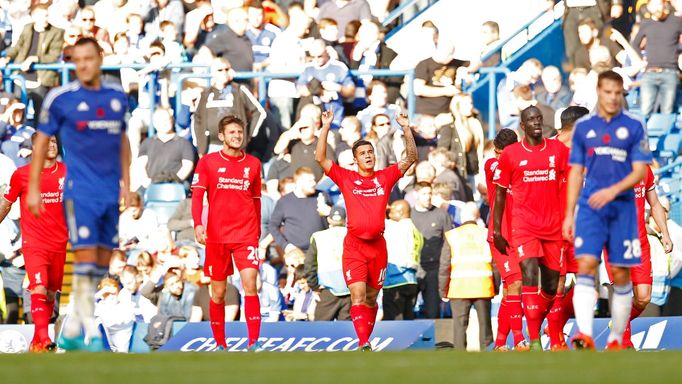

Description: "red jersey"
326 162 402 240
493 138 568 240
191 151 261 244
549 137 571 221
3 162 67 251
634 166 655 242
484 157 513 242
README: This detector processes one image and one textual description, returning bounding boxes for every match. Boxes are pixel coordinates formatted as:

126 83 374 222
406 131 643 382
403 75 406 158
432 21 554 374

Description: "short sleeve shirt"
484 157 513 241
634 166 656 241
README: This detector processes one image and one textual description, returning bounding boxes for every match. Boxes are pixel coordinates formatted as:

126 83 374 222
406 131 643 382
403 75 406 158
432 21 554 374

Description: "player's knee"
46 290 57 302
521 260 539 285
634 293 651 309
30 285 48 296
506 279 522 294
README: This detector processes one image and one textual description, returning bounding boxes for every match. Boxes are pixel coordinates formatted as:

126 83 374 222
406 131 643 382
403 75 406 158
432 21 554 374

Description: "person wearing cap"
304 205 352 321
383 200 423 320
439 202 494 351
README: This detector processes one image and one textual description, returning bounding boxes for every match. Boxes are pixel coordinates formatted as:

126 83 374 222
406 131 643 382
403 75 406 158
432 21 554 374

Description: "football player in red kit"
192 115 262 351
484 129 527 351
1 135 67 352
316 110 417 351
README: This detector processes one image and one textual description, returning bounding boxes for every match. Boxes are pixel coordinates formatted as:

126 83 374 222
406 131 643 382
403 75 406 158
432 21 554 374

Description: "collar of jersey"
596 108 624 124
520 138 546 153
218 150 246 162
44 162 59 174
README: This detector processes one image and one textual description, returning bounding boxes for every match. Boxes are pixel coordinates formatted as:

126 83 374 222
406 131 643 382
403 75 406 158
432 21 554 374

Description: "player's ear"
218 130 225 142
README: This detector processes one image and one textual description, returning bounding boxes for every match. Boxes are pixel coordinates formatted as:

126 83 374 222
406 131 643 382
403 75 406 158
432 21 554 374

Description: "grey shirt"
632 15 682 70
412 206 453 268
139 135 194 182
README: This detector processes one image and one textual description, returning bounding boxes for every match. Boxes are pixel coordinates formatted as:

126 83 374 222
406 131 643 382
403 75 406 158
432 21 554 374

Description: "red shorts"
488 241 521 284
342 234 387 290
23 247 66 292
205 242 259 281
604 242 652 285
511 236 563 272
561 241 578 275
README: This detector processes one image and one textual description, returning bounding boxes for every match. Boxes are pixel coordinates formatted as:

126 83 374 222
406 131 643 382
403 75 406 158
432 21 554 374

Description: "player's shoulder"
56 161 67 175
43 81 82 108
621 110 646 130
101 80 126 96
573 112 597 131
484 157 498 171
13 163 30 178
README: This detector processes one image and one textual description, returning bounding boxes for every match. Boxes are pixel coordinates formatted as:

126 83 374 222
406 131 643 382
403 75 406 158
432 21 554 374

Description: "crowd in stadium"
0 0 681 352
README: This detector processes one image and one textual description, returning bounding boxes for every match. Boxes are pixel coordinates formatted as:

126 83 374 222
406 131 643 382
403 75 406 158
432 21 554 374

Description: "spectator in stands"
265 153 293 199
403 160 436 206
350 20 399 104
135 251 156 283
364 113 402 171
284 267 317 321
383 200 422 320
246 0 280 71
94 277 136 352
0 101 34 167
563 0 623 67
535 66 572 111
0 4 64 125
118 192 160 253
318 18 349 65
335 116 362 157
136 108 194 188
141 270 198 320
191 276 241 322
412 181 453 319
268 166 328 262
296 39 355 129
304 206 352 321
460 20 501 80
202 7 253 73
273 113 335 181
431 182 467 228
126 13 151 59
316 0 371 41
439 202 494 351
632 0 682 118
251 273 285 322
143 0 184 42
413 114 439 161
414 39 468 118
428 148 468 203
93 0 140 38
159 20 185 63
356 80 401 135
119 265 158 322
183 0 214 55
107 250 128 281
193 57 265 156
568 67 588 105
496 58 543 129
437 94 484 186
266 6 310 129
662 197 682 316
79 6 113 54
46 0 79 31
167 197 194 244
512 84 556 139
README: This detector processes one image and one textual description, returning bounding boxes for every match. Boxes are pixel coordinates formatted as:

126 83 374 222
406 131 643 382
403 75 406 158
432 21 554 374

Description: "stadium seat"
144 183 186 203
146 202 179 227
647 113 677 138
656 131 682 165
670 200 682 226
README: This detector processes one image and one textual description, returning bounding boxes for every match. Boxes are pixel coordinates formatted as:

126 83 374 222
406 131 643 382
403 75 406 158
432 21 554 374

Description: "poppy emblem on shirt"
96 107 105 118
76 121 88 131
587 147 595 156
602 134 611 144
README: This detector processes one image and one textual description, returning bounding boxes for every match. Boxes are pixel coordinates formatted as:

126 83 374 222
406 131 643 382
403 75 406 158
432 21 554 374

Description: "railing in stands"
382 0 439 39
2 64 415 136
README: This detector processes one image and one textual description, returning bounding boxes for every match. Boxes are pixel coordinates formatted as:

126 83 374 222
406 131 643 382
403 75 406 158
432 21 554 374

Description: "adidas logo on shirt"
586 130 596 138
77 102 89 111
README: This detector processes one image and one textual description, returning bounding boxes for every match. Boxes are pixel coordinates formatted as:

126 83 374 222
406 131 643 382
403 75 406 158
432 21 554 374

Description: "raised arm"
315 110 334 173
396 113 417 174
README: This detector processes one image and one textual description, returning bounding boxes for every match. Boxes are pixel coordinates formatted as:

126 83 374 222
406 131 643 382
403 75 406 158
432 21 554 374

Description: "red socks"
623 305 645 345
507 295 525 345
522 287 554 341
209 299 226 348
350 304 375 346
244 295 261 347
561 287 574 325
31 293 51 344
547 293 564 347
495 298 510 347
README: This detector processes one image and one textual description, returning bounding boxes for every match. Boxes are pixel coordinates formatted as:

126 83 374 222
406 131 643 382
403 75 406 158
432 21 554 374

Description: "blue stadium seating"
144 183 186 226
647 113 677 137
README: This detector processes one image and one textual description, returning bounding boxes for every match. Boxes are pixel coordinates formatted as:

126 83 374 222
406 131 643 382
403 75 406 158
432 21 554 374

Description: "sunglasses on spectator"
82 17 95 21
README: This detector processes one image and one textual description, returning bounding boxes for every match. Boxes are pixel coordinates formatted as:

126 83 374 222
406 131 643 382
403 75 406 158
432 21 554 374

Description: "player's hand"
492 233 509 255
562 216 574 242
587 187 617 210
395 112 409 128
321 109 334 128
662 233 674 254
26 187 43 217
194 225 207 245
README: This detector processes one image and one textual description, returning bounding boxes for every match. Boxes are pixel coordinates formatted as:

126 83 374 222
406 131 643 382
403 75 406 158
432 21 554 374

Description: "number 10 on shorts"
623 239 641 260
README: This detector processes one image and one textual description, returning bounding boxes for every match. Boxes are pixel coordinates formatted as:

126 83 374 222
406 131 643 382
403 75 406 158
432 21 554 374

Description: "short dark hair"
520 105 541 122
577 17 598 31
560 106 590 130
482 20 499 35
414 181 433 191
351 139 374 157
74 37 103 54
597 70 624 88
493 129 518 150
371 113 390 127
218 115 245 134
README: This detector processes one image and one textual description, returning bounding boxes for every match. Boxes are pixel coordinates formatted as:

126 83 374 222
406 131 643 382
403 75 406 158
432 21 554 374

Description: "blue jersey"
569 110 652 201
246 24 279 63
38 81 128 202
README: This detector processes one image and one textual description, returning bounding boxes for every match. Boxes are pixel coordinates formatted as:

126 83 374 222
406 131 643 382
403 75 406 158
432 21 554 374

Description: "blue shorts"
574 198 641 267
64 198 119 250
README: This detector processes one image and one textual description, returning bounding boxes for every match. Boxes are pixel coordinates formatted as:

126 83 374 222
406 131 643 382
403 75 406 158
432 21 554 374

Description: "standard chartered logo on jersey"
217 177 250 191
522 169 556 183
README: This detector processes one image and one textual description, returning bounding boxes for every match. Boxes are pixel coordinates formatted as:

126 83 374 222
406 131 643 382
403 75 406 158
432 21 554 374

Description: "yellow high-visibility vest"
444 223 495 299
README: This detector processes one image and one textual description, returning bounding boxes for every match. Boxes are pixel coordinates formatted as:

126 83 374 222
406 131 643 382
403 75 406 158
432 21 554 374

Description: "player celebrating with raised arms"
316 110 417 351
1 135 67 352
563 70 652 350
28 37 130 351
492 106 569 351
192 115 263 351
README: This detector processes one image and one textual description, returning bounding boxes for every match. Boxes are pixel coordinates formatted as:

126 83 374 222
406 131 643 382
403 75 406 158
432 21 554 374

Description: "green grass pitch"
1 350 679 384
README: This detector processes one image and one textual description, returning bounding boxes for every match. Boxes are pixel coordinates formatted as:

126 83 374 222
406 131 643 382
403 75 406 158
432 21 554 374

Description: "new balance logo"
519 160 528 166
217 168 226 173
354 180 362 185
77 102 89 111
586 130 596 139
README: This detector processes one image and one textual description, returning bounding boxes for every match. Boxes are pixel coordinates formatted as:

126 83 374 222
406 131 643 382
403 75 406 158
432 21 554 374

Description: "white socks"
608 283 633 344
573 274 597 337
